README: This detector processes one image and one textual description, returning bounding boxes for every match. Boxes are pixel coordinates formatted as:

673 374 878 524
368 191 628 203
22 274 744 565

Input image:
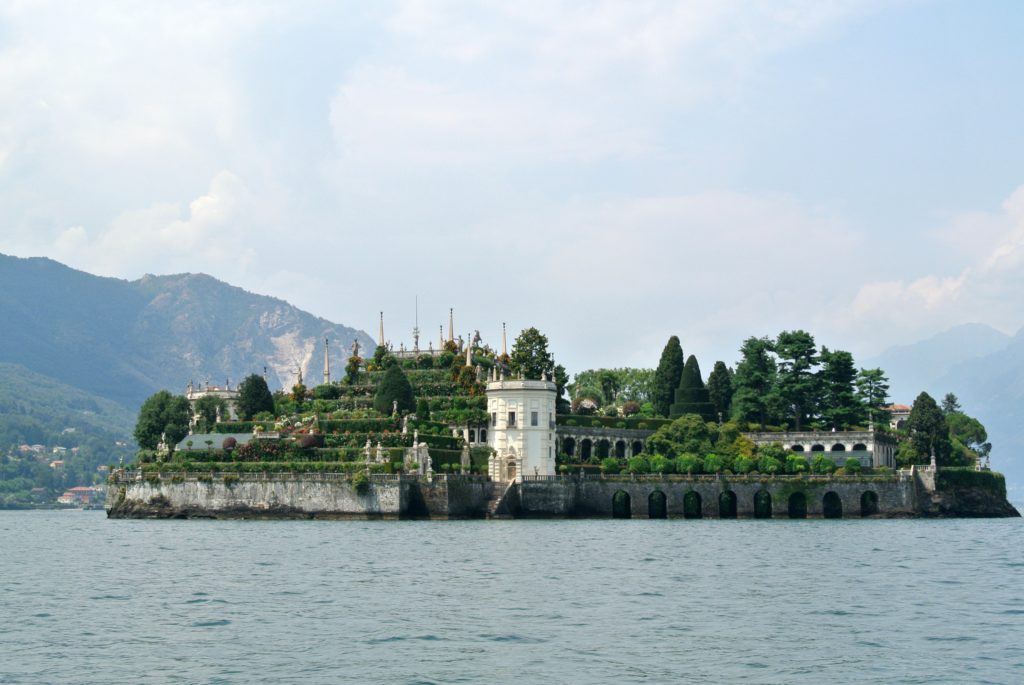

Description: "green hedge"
937 468 1007 497
556 415 672 431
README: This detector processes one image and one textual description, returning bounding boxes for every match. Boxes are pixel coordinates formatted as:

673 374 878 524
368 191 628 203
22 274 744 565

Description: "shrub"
675 453 703 475
600 457 621 474
627 455 649 474
757 455 782 474
648 455 673 474
373 365 416 415
785 454 808 474
622 401 641 416
703 454 724 473
222 437 237 452
844 457 863 474
351 470 370 495
733 456 755 474
811 455 837 474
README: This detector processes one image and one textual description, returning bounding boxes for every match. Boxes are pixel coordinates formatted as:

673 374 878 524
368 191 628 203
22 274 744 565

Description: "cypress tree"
373 365 415 415
652 336 684 417
706 361 733 419
669 355 716 421
237 374 275 420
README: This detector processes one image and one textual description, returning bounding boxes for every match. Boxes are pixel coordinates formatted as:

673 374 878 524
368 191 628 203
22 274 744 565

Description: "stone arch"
790 444 805 452
811 444 825 452
830 443 846 452
597 439 611 459
823 491 843 519
648 490 667 519
632 440 644 455
853 443 867 452
615 440 627 459
581 439 593 461
860 491 879 517
563 437 576 458
787 492 807 519
718 490 737 519
754 490 772 519
612 490 631 519
683 491 703 519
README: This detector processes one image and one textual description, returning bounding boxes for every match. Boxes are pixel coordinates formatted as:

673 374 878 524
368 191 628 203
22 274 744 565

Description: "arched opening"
563 437 576 458
506 460 517 481
683 491 703 519
853 443 867 452
648 490 667 519
860 491 879 517
615 440 626 459
790 445 805 452
788 492 807 519
718 490 737 519
468 429 476 443
632 440 644 455
811 444 825 452
823 491 843 519
581 439 592 461
612 490 631 519
754 491 772 519
597 439 611 459
831 444 846 452
479 429 487 442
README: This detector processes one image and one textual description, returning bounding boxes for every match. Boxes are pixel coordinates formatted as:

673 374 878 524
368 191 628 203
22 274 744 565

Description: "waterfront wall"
107 470 1017 519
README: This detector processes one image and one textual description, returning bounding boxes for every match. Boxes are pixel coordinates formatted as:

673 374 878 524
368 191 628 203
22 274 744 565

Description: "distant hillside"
867 323 1023 497
0 254 375 408
863 323 1011 403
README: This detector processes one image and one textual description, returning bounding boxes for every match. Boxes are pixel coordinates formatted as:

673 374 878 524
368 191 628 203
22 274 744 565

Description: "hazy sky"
2 1 1023 377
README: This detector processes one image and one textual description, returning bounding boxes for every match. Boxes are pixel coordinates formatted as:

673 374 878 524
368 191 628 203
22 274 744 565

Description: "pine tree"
775 330 820 431
669 355 716 420
373 365 416 415
819 347 862 429
731 336 777 428
706 361 733 419
855 368 890 421
652 336 684 418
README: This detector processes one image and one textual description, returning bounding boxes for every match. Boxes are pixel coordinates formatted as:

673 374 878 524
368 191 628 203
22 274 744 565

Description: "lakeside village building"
181 310 898 483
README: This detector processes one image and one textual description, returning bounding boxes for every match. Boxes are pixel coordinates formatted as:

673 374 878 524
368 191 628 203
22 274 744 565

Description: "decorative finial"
465 332 473 367
378 312 385 347
323 337 330 385
448 308 454 343
501 322 508 357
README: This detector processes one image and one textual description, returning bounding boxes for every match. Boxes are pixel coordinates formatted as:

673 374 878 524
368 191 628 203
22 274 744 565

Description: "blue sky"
2 1 1023 378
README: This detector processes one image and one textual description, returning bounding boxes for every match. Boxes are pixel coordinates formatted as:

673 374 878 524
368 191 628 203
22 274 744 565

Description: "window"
491 412 497 427
531 411 538 427
508 411 516 427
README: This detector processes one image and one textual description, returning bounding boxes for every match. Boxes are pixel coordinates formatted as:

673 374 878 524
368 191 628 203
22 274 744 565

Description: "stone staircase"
485 481 512 519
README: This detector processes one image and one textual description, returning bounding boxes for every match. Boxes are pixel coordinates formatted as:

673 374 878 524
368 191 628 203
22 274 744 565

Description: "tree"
509 327 554 380
819 347 863 429
669 355 715 420
646 414 715 459
731 336 777 428
344 354 362 384
706 361 733 419
652 336 684 417
134 390 191 452
236 374 275 420
855 368 890 421
946 411 989 466
774 330 819 430
941 393 962 415
192 395 227 432
373 365 415 415
906 391 952 465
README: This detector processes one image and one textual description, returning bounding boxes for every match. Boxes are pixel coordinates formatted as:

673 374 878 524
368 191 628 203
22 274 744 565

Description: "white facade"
186 382 240 425
486 378 557 482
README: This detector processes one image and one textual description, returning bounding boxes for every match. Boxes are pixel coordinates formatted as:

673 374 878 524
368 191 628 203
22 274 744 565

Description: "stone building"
744 430 898 468
185 380 240 425
486 373 558 482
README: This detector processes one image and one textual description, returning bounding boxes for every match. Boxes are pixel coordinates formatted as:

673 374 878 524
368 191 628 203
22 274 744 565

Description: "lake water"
2 511 1023 684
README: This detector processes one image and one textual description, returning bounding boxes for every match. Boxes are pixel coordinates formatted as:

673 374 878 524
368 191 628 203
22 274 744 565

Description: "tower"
486 375 557 483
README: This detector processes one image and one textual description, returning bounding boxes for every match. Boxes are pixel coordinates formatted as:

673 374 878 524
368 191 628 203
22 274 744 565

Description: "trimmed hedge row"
557 415 673 431
937 468 1007 497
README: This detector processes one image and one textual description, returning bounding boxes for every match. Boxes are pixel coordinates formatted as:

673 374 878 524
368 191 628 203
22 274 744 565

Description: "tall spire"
465 332 473 367
378 312 384 347
323 337 330 385
501 322 508 357
413 296 420 352
447 308 454 343
439 325 444 350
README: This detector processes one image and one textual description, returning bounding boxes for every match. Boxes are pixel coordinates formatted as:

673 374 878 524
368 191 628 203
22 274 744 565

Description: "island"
108 319 1020 519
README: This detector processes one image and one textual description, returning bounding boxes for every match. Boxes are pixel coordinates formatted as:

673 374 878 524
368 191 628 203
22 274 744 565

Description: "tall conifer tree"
669 355 715 421
706 361 733 419
652 336 684 418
